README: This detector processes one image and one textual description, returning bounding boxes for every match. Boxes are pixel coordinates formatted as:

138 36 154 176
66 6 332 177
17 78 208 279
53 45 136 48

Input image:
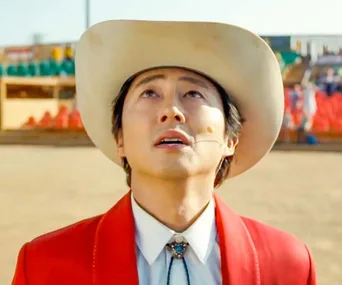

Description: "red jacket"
12 191 316 285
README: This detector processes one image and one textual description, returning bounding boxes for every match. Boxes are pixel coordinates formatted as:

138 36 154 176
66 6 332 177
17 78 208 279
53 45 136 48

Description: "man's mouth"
154 130 191 148
157 138 186 145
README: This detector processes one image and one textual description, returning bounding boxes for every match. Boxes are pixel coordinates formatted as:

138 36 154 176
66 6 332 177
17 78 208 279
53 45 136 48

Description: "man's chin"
147 164 195 179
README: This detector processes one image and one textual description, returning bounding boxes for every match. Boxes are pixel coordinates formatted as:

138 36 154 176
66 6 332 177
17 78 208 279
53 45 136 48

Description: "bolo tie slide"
166 240 191 285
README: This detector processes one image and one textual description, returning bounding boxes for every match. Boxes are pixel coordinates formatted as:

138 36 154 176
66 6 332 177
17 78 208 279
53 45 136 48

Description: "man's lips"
154 130 191 146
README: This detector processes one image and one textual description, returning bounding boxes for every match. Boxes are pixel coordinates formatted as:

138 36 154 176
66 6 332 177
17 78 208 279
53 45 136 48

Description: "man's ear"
116 130 125 158
223 137 239 157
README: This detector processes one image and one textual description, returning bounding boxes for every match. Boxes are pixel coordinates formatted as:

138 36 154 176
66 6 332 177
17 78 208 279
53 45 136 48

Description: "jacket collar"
92 191 260 285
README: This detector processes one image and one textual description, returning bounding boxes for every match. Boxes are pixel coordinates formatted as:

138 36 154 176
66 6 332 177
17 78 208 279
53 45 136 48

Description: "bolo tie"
166 239 191 285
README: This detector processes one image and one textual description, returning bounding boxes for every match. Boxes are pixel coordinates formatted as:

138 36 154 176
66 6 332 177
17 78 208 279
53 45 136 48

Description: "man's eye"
185 91 204 99
141 89 158 98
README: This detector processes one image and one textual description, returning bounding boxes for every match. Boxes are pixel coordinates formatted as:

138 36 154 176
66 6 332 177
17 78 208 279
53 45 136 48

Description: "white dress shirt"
131 193 221 285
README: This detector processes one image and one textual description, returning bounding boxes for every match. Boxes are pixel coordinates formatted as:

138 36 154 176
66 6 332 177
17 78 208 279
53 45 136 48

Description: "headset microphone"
193 125 224 146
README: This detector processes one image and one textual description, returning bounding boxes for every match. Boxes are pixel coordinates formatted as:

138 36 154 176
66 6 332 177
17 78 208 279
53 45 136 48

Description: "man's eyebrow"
135 74 166 88
178 76 209 89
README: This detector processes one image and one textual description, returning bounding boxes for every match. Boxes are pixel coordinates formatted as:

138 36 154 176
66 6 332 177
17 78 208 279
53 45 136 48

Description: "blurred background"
0 0 341 284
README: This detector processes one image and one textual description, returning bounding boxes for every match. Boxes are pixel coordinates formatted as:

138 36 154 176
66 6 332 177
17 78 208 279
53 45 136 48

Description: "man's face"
117 67 236 180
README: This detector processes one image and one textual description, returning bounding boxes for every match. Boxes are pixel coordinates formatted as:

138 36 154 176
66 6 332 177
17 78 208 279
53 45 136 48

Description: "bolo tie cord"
166 256 191 285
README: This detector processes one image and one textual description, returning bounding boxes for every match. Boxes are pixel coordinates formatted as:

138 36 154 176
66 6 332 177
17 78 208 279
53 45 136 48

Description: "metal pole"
85 0 90 30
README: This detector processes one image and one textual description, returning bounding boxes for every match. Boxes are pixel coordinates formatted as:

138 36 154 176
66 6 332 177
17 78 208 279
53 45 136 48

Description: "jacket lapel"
214 193 260 285
92 191 139 285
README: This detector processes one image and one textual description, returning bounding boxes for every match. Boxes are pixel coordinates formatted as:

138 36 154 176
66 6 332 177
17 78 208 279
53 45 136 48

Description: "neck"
131 172 215 232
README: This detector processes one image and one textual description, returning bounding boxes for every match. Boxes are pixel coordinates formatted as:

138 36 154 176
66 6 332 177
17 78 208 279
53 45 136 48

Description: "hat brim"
75 19 284 180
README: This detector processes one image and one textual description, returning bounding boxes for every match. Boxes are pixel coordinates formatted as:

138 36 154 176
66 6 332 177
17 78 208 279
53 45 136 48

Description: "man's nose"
158 103 186 124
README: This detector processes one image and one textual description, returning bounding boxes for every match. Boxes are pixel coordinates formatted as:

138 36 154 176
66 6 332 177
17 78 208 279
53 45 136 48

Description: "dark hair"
112 71 244 188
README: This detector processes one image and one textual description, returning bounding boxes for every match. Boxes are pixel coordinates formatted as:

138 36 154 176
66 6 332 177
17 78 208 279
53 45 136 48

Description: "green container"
49 59 61 76
6 64 17 76
17 62 29 76
39 60 50 76
60 59 75 76
28 61 37 76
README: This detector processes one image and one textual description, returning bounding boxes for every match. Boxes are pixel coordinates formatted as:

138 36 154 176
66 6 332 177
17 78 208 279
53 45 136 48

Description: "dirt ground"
1 146 341 285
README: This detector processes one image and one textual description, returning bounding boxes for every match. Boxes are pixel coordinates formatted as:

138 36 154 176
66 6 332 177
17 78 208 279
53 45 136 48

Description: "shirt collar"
131 193 216 265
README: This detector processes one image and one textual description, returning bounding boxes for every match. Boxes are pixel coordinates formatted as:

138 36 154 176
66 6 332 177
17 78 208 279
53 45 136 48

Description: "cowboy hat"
75 19 284 179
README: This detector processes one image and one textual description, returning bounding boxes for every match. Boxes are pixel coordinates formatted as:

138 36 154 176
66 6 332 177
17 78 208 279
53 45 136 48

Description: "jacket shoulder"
22 215 103 283
241 216 316 285
29 214 102 249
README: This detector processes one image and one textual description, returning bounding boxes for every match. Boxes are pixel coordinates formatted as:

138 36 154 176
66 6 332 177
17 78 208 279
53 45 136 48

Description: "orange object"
68 110 83 129
38 112 53 129
312 116 330 132
21 116 37 129
52 106 70 129
53 113 69 129
331 119 342 131
58 105 69 116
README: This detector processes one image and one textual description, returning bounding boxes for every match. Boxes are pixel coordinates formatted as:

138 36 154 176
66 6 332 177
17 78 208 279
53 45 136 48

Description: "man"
12 20 316 285
290 84 302 112
297 82 317 143
323 68 338 96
